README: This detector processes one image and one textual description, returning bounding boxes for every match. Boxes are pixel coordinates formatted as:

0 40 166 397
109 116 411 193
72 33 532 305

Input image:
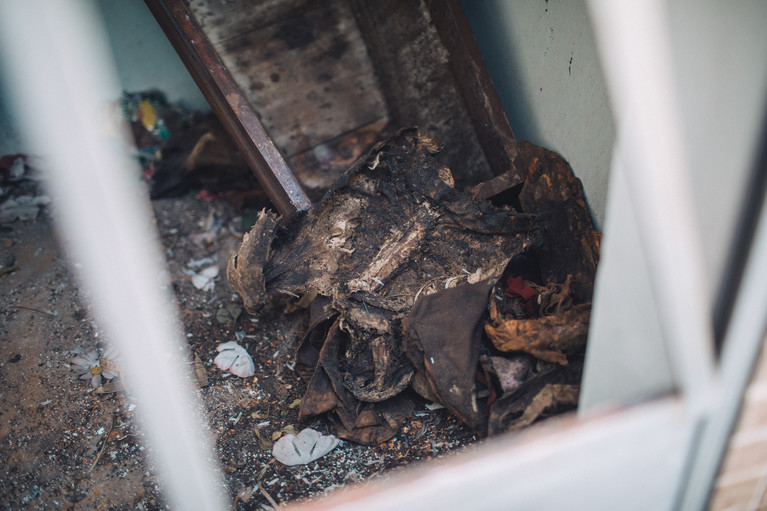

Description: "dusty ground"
0 190 478 510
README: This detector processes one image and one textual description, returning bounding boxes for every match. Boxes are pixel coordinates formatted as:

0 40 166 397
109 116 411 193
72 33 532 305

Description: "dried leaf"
288 398 302 409
99 357 119 374
485 301 591 365
194 353 209 387
272 428 340 466
251 411 268 420
254 428 273 450
94 381 123 394
214 341 255 377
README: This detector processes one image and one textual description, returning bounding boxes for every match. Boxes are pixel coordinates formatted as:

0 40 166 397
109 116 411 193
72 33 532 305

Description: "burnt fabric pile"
228 128 599 444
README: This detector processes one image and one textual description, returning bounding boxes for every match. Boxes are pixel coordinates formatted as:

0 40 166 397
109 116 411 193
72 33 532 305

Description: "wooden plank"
186 0 314 46
288 118 387 200
204 0 387 160
145 0 311 216
427 0 521 183
710 478 761 511
719 437 767 481
349 0 499 190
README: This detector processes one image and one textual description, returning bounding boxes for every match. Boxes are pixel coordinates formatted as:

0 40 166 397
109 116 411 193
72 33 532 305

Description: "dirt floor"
0 192 479 510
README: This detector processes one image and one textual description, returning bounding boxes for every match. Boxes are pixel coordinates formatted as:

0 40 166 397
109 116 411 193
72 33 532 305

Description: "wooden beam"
145 0 311 216
427 0 522 182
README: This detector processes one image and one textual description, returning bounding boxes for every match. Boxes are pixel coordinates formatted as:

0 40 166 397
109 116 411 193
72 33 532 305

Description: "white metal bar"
680 142 767 509
288 397 695 511
585 0 715 412
0 1 227 509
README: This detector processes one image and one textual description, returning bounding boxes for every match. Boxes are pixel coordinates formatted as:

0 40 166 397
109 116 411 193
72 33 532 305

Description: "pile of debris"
228 128 599 445
122 90 268 208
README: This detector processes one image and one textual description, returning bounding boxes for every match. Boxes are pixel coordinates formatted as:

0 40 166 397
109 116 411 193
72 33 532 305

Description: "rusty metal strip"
144 0 311 216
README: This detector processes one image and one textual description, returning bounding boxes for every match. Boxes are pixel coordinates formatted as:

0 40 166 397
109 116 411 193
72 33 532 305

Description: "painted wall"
462 0 767 411
96 0 209 112
0 93 27 156
462 0 615 229
668 0 767 297
0 1 208 157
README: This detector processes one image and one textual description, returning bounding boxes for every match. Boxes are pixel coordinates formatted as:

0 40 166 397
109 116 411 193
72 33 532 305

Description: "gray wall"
463 0 767 410
668 0 767 295
583 0 767 410
0 94 27 156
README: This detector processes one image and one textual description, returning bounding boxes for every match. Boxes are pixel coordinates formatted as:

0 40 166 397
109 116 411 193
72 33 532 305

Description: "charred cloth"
228 128 600 444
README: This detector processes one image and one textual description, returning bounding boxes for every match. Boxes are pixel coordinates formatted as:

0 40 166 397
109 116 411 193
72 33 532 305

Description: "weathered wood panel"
349 0 498 189
427 0 520 181
288 118 387 201
186 0 387 166
710 339 767 509
186 0 314 45
146 0 311 215
177 0 519 198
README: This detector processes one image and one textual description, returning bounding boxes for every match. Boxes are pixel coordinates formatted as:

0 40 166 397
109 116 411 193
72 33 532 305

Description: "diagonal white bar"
585 0 715 412
0 1 227 509
681 133 767 509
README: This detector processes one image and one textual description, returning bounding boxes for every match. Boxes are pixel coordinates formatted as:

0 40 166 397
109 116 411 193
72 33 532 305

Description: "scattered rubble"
0 102 599 509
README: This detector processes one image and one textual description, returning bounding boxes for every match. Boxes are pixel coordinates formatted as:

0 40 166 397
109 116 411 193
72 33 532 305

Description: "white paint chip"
214 341 255 378
272 428 340 466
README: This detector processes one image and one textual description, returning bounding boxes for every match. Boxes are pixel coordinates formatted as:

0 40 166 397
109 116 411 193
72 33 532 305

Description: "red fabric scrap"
475 370 497 417
504 275 538 318
196 189 223 202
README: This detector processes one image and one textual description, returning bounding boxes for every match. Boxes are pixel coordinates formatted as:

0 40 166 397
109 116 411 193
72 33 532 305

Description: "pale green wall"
668 0 767 293
96 0 209 111
582 0 767 411
0 1 208 157
462 0 615 229
0 95 27 156
462 0 767 411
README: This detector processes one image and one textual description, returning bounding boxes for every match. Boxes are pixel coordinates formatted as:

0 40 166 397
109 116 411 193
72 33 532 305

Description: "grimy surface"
0 194 478 510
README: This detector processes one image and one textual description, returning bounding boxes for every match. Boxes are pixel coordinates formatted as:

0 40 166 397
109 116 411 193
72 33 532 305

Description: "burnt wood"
349 0 522 189
427 0 522 183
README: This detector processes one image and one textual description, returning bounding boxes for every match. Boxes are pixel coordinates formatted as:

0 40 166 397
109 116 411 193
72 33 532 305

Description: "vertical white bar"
681 145 767 509
0 1 227 509
585 0 715 411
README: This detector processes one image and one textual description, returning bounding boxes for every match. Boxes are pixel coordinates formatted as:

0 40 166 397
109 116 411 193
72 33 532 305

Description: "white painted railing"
0 2 227 509
1 0 765 509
